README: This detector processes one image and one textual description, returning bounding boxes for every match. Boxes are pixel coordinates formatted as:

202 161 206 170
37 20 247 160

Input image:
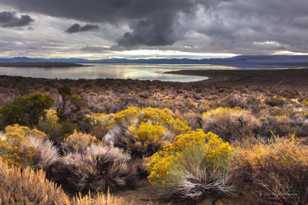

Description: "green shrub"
38 109 63 141
0 94 54 129
38 108 75 142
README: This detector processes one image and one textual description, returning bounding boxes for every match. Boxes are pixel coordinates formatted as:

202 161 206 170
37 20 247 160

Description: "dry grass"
230 138 308 205
73 193 129 205
0 157 134 205
0 157 70 205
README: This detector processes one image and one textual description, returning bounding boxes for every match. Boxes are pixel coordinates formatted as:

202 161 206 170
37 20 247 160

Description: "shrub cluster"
0 94 307 205
0 123 142 196
88 107 191 156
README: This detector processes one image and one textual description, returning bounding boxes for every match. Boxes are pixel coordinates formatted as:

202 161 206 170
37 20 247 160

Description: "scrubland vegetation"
0 76 307 205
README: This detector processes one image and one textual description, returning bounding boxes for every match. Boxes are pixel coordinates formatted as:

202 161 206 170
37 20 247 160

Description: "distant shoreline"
167 68 308 90
0 62 85 68
0 68 306 91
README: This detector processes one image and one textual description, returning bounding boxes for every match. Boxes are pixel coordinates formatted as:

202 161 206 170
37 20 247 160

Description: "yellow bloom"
148 130 233 186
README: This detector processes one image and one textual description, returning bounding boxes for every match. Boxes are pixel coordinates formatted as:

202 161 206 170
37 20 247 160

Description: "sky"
0 0 308 59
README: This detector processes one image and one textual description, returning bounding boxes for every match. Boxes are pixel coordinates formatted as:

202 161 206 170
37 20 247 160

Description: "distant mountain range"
0 55 307 67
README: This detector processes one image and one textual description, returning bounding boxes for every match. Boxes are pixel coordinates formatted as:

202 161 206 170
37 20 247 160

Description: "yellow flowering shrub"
5 124 47 140
148 130 233 186
87 107 191 145
130 122 166 144
0 124 47 167
87 113 115 126
141 107 191 133
114 106 141 123
45 109 60 126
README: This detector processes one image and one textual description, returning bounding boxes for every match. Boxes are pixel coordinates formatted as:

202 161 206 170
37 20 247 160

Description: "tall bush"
0 94 54 128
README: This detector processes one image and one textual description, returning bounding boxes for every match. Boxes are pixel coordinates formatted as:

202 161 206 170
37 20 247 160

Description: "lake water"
0 64 231 82
0 63 296 82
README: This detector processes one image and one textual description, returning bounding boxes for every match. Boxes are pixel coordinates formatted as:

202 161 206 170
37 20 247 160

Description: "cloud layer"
0 0 203 46
0 0 308 57
0 11 33 28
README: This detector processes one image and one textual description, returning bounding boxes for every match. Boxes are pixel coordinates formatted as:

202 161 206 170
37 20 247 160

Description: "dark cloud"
0 11 34 28
0 0 204 46
118 14 179 47
1 0 308 54
66 23 99 33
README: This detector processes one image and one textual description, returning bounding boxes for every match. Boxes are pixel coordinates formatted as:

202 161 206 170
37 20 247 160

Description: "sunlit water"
0 63 295 82
0 64 221 82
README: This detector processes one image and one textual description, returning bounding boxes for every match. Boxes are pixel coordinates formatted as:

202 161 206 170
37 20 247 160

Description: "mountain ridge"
0 55 307 67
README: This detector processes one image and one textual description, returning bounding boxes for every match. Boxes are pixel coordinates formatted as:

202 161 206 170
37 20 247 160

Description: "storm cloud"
0 11 34 28
0 0 203 47
66 23 99 33
1 0 308 56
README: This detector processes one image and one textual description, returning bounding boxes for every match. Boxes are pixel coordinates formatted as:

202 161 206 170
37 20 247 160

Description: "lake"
0 63 296 82
0 64 232 82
